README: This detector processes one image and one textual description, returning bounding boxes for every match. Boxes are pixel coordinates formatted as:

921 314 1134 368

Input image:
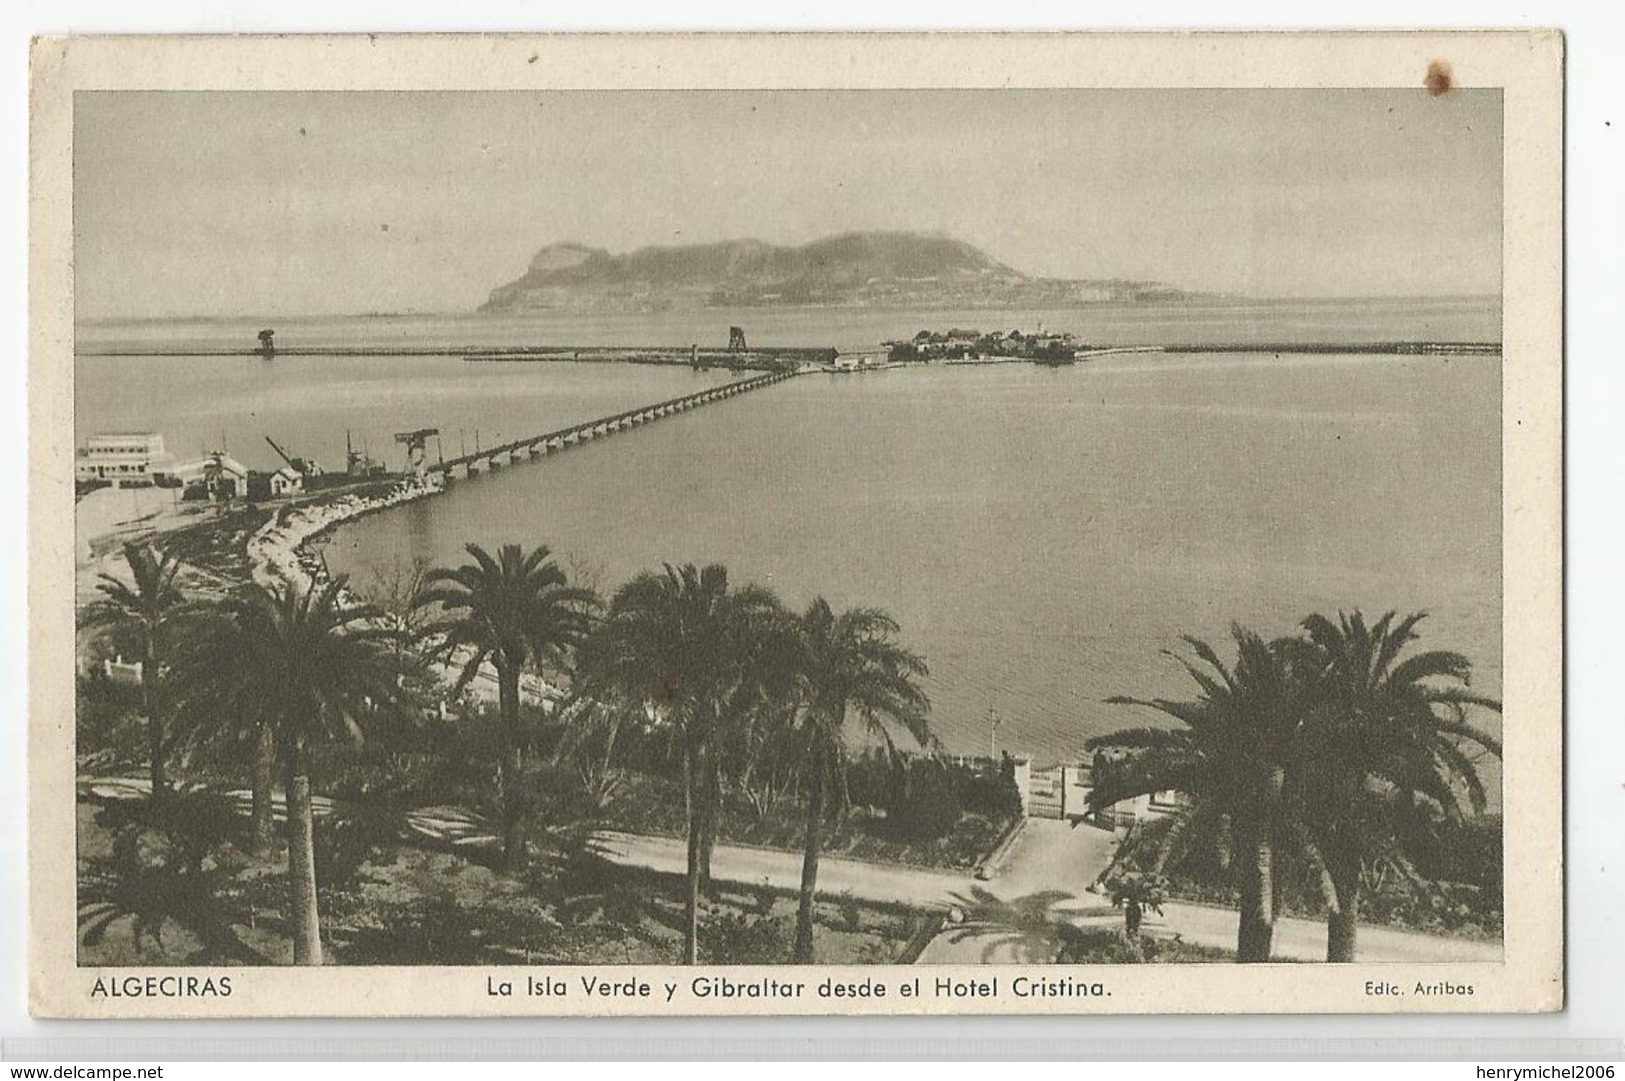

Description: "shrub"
845 750 897 812
1411 814 1503 895
75 673 147 773
837 890 864 932
1102 871 1169 936
79 793 265 965
955 754 1023 820
314 802 404 902
1055 925 1156 964
700 912 791 964
888 759 962 841
337 888 557 966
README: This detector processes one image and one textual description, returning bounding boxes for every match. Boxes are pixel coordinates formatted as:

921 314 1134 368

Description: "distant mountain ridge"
480 231 1204 313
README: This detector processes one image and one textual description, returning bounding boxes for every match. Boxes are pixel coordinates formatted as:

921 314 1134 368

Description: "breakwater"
76 344 835 364
247 479 440 596
1161 341 1501 356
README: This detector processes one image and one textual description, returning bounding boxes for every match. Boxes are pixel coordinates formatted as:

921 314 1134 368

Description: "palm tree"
1296 610 1502 962
176 577 400 965
79 790 269 964
581 563 788 964
1091 627 1313 962
699 616 803 897
81 542 188 802
412 543 596 870
790 598 930 962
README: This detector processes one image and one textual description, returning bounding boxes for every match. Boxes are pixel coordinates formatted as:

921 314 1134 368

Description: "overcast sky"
73 89 1502 319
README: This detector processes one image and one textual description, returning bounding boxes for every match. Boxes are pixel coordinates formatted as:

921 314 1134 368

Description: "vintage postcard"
28 32 1563 1017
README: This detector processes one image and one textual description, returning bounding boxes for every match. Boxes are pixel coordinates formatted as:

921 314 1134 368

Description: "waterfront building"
75 432 173 485
269 466 304 498
831 351 881 371
171 451 250 501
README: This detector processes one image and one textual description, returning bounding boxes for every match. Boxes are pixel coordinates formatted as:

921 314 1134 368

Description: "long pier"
428 368 796 480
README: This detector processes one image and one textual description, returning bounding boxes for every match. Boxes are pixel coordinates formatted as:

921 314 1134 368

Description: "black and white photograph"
26 32 1564 1017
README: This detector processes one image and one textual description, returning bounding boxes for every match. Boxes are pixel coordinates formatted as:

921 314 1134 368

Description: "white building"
76 432 173 485
171 451 251 501
102 655 144 686
832 350 886 371
269 466 304 497
1026 755 1189 831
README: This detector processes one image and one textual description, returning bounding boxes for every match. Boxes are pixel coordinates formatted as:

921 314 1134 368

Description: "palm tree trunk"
1235 811 1278 962
250 724 276 854
282 742 323 966
1271 855 1284 935
1235 827 1266 961
794 744 825 962
698 757 720 897
597 714 621 801
497 660 524 871
682 745 702 965
141 656 167 803
1326 849 1362 962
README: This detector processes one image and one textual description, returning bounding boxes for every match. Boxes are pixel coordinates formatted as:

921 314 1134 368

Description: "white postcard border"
27 30 1564 1018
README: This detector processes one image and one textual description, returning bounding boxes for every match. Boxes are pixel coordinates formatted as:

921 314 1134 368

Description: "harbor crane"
394 428 440 479
265 435 324 478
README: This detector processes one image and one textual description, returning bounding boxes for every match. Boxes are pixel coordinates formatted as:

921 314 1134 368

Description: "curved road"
593 819 1502 964
82 776 1499 964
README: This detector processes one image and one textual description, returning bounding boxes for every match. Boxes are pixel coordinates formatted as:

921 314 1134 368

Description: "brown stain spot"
1425 60 1453 96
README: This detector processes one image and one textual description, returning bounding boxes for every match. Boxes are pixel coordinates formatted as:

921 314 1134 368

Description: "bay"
323 351 1502 768
75 298 1503 768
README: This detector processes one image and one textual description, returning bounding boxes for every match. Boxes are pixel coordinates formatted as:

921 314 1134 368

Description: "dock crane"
394 428 440 480
265 435 325 479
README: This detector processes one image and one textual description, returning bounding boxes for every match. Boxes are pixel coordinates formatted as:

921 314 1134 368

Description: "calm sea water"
75 354 746 475
319 353 1502 765
76 300 1503 765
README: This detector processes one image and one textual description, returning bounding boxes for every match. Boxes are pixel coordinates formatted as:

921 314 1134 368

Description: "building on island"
75 432 174 486
884 327 1081 364
831 351 885 371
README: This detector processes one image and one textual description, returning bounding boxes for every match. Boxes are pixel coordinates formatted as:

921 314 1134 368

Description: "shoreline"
241 475 562 710
244 476 444 597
